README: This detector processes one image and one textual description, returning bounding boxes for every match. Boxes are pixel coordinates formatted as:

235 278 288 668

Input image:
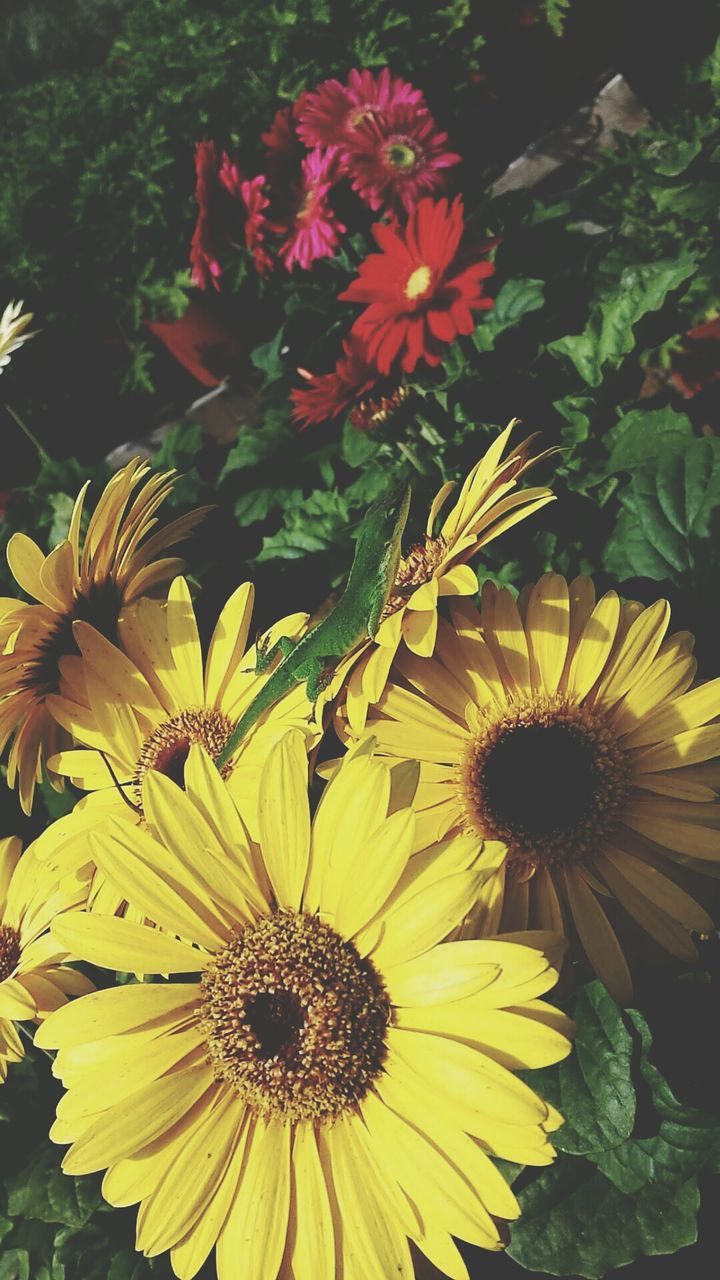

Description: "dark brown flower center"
459 695 629 872
133 708 234 807
22 578 121 699
200 910 390 1123
0 924 20 982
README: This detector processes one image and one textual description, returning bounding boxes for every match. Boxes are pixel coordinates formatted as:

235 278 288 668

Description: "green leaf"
472 277 545 353
508 986 720 1277
603 436 720 585
548 256 696 386
508 1159 701 1278
6 1150 101 1228
250 328 287 385
341 417 376 468
233 487 300 527
219 416 291 481
603 407 693 476
255 490 350 564
0 1249 30 1280
528 982 636 1155
47 493 76 548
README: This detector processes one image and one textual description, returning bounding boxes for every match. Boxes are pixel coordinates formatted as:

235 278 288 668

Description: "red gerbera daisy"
219 157 273 277
189 141 224 290
290 336 378 428
339 196 495 374
297 67 425 148
279 147 346 272
343 103 461 212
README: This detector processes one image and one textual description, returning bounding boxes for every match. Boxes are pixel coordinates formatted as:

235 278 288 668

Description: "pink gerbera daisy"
339 196 495 374
297 67 425 148
279 147 346 272
290 335 378 428
344 103 461 212
219 157 274 277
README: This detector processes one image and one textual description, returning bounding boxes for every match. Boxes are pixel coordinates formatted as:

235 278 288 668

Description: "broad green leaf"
0 1249 30 1280
548 255 696 386
250 328 287 385
602 407 693 476
233 487 300 526
6 1150 101 1228
508 1159 701 1278
472 277 545 353
528 982 635 1155
603 436 720 585
509 987 720 1277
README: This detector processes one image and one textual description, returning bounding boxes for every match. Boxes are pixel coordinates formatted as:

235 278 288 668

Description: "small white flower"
0 301 37 374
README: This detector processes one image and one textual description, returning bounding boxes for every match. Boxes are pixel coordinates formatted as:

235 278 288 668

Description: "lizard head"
358 483 412 638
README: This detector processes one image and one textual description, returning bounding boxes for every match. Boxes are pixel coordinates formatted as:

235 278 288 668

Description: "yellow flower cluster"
0 429 718 1280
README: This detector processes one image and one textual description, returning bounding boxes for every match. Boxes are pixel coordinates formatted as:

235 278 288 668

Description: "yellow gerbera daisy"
39 734 571 1280
346 575 720 1003
35 576 319 914
0 835 92 1081
336 420 556 734
0 458 207 814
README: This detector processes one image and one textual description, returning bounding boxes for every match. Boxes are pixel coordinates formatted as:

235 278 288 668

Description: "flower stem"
17 1020 54 1062
3 402 50 462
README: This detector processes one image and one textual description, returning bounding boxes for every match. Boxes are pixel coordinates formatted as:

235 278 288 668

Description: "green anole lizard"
216 483 411 768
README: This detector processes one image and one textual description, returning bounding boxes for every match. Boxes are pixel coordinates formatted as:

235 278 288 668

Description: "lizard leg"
247 634 295 675
304 655 340 704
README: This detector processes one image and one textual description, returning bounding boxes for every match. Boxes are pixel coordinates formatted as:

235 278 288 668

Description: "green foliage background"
2 3 720 1278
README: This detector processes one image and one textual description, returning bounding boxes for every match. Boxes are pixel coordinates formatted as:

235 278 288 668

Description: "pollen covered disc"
133 707 234 807
199 909 390 1123
0 924 21 982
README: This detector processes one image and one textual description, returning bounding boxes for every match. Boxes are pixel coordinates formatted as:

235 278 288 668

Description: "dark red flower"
297 68 425 148
261 95 308 190
290 336 378 428
189 141 225 290
279 148 346 272
339 197 495 375
219 158 273 277
343 103 461 213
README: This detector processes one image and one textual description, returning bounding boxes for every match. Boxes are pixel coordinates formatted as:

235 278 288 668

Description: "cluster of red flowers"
189 69 497 429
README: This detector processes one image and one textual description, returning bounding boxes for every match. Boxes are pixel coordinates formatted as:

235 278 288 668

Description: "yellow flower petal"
35 982 199 1049
565 590 620 701
166 577 205 705
290 1124 336 1280
62 1061 214 1174
51 912 207 975
368 870 482 969
360 1089 502 1252
216 1117 291 1280
204 581 255 707
0 976 37 1020
384 943 501 1007
329 807 415 939
135 1087 245 1257
561 866 632 1003
525 573 569 694
321 1118 414 1279
90 823 231 949
258 730 311 911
